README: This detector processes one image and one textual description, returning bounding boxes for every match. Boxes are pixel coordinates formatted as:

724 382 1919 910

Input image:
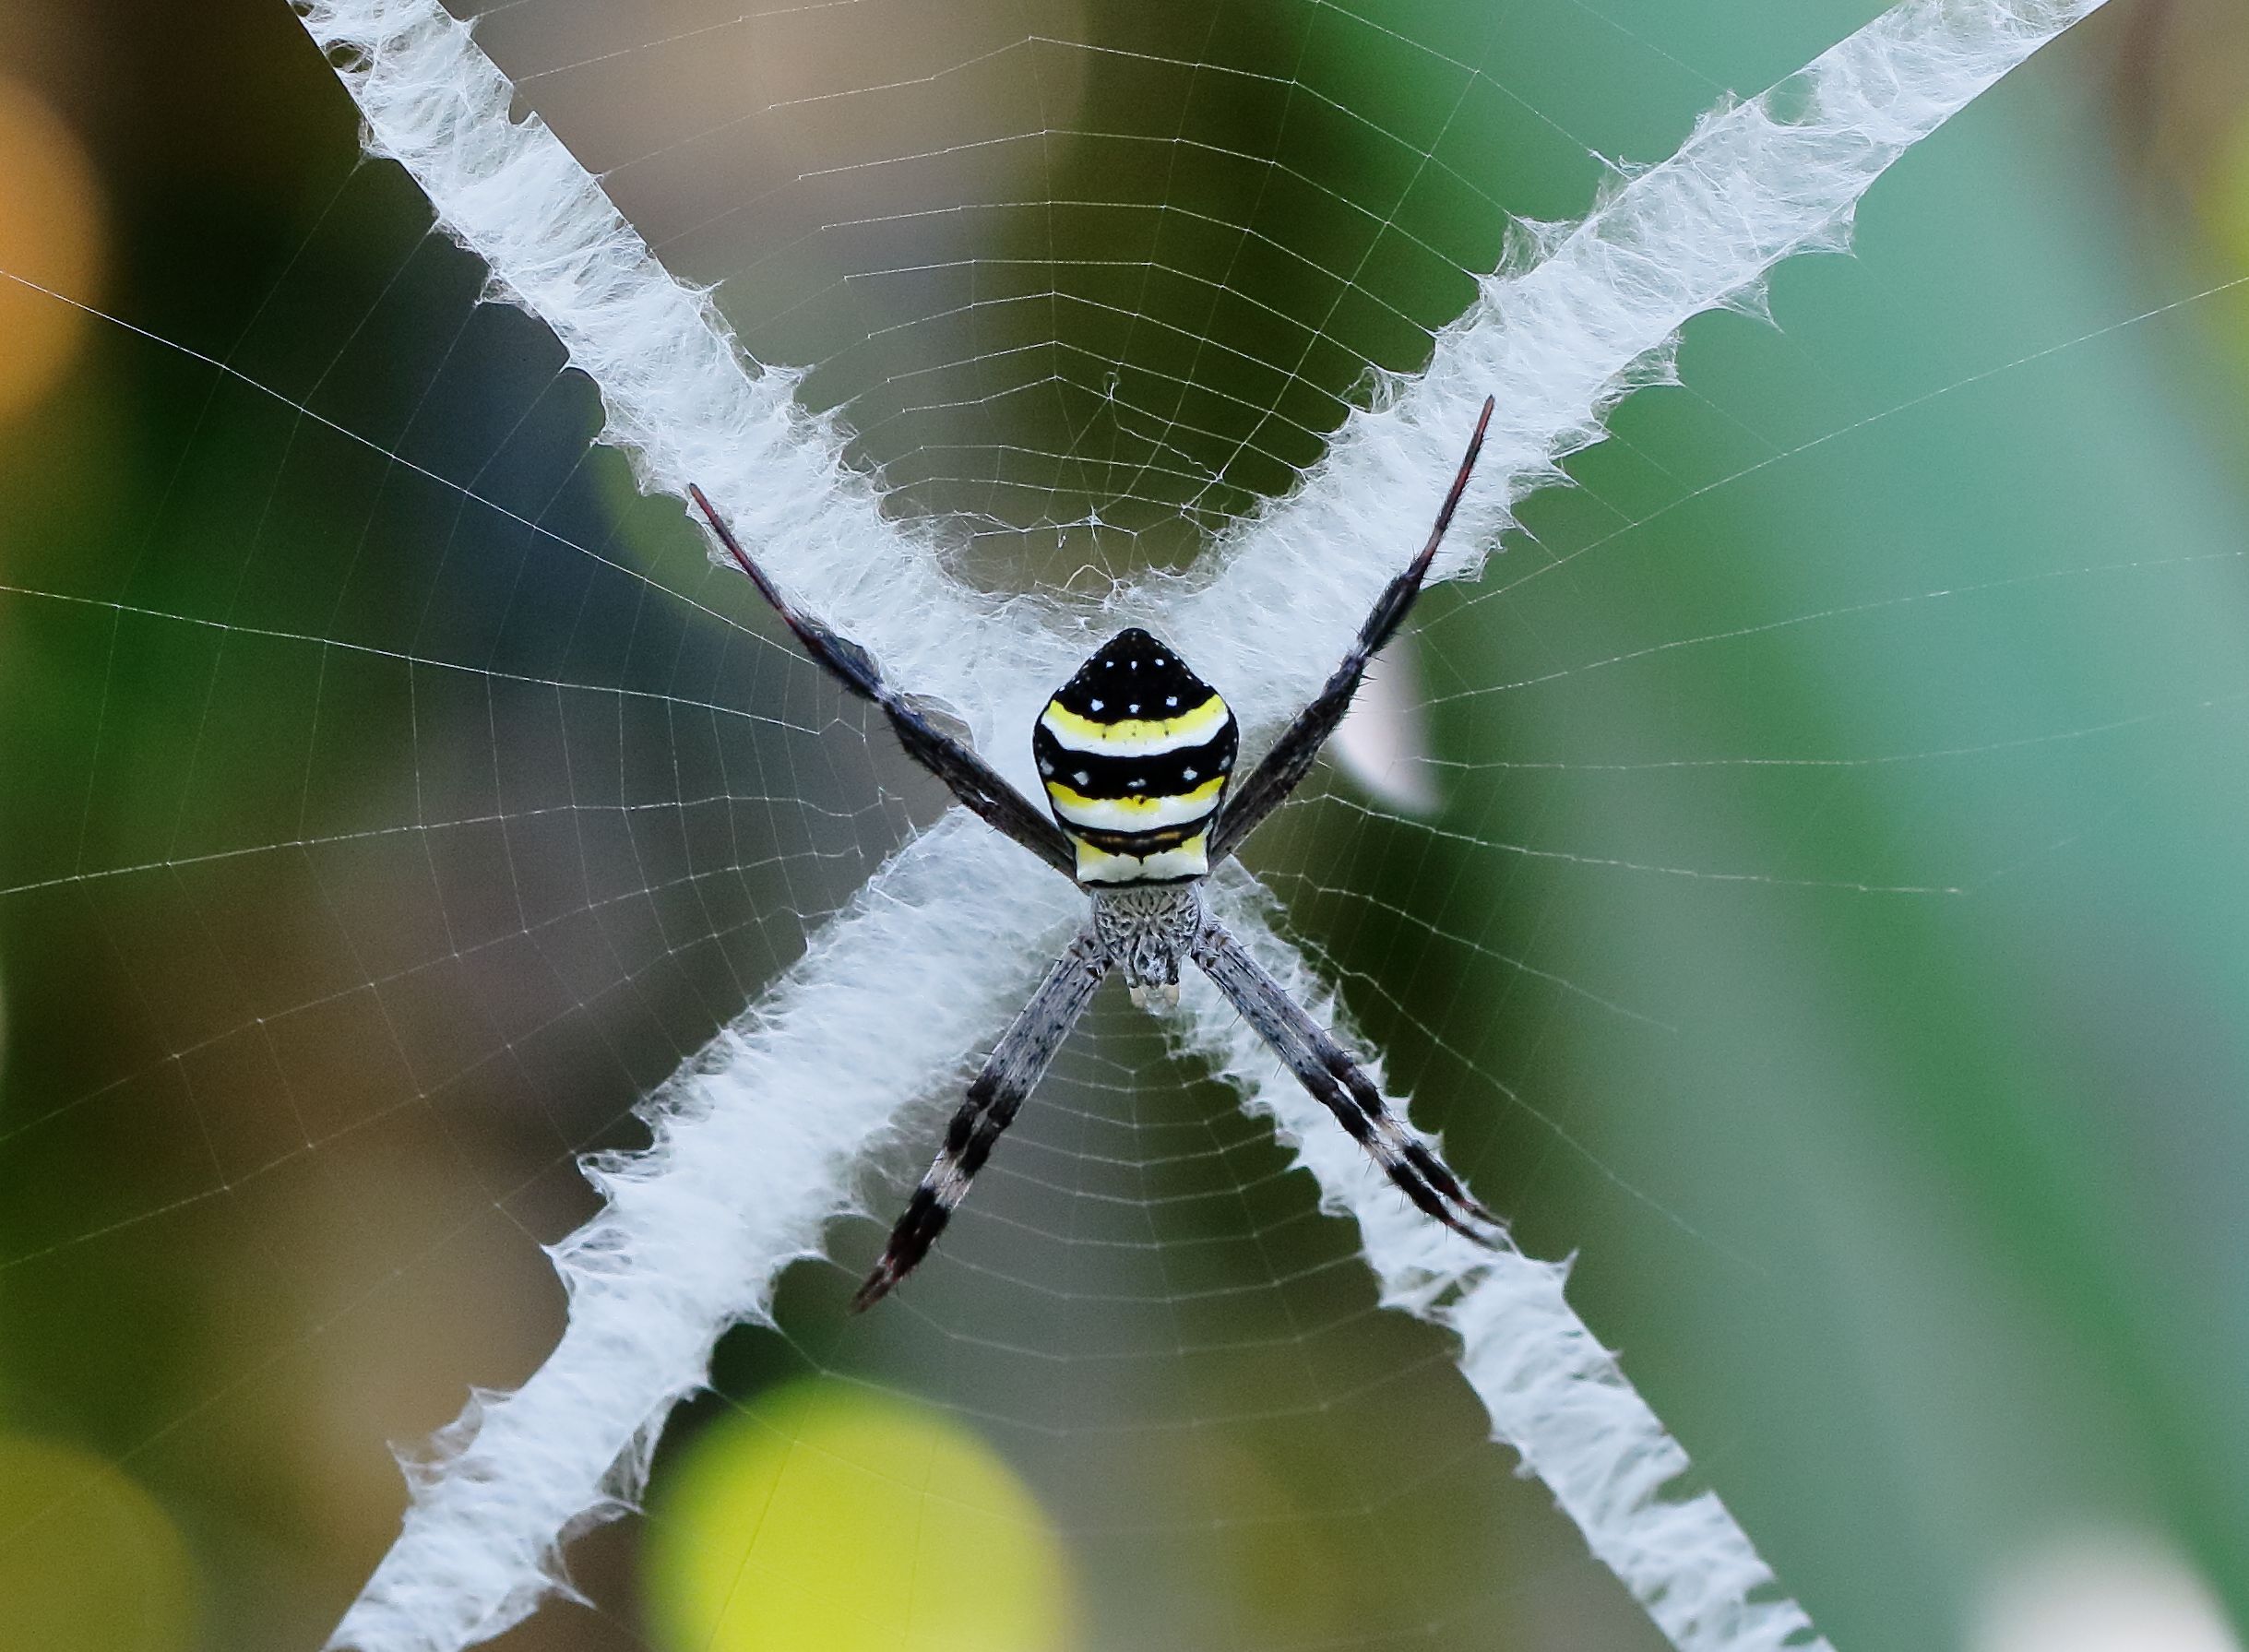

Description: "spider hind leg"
1193 917 1502 1245
851 928 1109 1311
1317 1040 1504 1229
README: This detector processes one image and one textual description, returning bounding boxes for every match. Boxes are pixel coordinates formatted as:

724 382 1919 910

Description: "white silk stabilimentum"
334 816 1080 1650
1164 0 2115 743
292 0 2110 1646
1194 874 1824 1651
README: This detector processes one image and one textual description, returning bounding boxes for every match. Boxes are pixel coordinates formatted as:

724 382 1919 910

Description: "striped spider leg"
849 928 1109 1311
688 395 1500 1308
688 486 1077 881
1208 394 1493 862
1192 920 1501 1243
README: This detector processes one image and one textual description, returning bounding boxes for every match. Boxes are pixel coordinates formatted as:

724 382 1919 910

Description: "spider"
689 395 1499 1310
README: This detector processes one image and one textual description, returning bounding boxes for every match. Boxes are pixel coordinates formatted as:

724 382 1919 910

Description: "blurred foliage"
1 1 2247 1650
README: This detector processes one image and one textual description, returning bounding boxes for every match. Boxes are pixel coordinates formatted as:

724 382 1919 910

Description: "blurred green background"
2 0 2247 1648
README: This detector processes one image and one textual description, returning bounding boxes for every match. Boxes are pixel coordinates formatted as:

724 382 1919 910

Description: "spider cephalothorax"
688 395 1498 1310
1089 882 1205 1008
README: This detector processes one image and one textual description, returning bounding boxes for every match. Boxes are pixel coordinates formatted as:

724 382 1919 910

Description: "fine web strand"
1156 0 2121 747
296 0 1088 768
331 814 1081 1650
284 0 2116 1647
1196 874 1823 1652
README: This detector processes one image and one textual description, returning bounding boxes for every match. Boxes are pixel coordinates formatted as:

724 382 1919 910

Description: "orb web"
3 0 2244 1649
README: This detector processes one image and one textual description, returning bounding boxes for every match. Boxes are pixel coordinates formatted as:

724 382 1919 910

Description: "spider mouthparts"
1126 981 1181 1011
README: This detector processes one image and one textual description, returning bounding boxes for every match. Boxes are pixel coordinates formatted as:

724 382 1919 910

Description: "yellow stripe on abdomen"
1071 833 1211 884
1040 693 1228 755
1042 776 1225 832
1035 627 1238 885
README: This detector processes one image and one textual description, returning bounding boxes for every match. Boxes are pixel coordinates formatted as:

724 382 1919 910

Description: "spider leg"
851 927 1110 1311
1192 918 1502 1244
1208 397 1494 863
690 486 1077 880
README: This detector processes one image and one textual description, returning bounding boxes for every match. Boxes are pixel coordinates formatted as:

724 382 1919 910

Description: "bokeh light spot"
0 77 104 426
0 1434 197 1652
1971 1528 2242 1652
643 1378 1077 1652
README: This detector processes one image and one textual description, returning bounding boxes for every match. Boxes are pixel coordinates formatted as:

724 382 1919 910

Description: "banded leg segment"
1193 919 1501 1244
1208 397 1494 863
690 486 1078 881
851 929 1110 1310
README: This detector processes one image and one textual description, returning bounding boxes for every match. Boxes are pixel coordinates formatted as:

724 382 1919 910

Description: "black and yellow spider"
689 396 1498 1310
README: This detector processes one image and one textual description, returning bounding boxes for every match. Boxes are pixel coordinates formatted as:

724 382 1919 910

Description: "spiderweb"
5 0 2248 1649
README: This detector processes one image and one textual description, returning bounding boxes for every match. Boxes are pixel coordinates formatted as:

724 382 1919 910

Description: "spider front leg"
689 486 1077 880
1208 396 1494 863
851 927 1110 1311
1193 918 1501 1244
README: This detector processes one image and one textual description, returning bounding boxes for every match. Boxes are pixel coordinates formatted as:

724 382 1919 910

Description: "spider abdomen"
1034 627 1238 885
